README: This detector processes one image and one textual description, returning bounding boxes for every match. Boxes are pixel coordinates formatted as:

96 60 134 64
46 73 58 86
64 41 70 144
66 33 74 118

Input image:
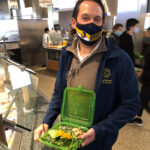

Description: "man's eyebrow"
81 14 102 18
95 16 102 19
81 14 89 17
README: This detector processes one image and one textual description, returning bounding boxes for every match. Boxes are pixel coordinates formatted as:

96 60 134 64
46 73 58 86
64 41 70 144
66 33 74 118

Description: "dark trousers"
137 85 150 116
42 50 46 66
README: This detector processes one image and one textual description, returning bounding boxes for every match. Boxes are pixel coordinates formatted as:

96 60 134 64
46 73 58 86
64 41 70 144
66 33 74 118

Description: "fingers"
81 132 90 139
34 128 42 142
42 124 47 132
82 136 93 147
34 124 49 142
81 128 95 147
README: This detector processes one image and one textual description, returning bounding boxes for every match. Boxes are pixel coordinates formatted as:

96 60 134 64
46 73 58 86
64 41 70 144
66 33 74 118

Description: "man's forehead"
78 1 102 15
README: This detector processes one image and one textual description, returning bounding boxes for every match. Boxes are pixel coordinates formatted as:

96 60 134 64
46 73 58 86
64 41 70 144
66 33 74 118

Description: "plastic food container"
40 85 96 150
135 67 141 72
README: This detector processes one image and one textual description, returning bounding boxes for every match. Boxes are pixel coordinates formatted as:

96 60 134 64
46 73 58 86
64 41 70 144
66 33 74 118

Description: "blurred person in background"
108 23 123 46
119 18 139 64
42 27 50 48
129 28 150 126
141 27 150 55
42 27 50 67
129 51 150 126
50 24 62 45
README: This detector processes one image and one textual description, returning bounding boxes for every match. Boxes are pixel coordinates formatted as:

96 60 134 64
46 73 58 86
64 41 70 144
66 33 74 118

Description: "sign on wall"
39 0 52 7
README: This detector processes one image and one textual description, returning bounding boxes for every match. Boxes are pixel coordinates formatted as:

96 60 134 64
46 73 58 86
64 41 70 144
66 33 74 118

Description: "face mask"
116 30 122 37
76 22 103 45
134 27 139 33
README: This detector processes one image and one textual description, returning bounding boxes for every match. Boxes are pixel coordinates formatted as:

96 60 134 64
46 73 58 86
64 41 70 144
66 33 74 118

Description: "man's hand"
34 123 49 142
80 128 96 147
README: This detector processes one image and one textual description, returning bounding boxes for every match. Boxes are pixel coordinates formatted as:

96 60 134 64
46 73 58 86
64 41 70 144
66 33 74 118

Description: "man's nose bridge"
89 18 95 24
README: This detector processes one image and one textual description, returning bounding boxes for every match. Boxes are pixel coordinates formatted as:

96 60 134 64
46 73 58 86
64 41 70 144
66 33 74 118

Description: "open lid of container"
61 85 96 128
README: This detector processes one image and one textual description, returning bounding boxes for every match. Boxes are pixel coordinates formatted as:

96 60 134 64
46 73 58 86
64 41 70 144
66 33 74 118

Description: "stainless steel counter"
0 42 20 50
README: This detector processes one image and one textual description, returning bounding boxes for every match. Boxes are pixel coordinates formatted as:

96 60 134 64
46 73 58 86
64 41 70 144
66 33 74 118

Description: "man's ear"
72 18 77 29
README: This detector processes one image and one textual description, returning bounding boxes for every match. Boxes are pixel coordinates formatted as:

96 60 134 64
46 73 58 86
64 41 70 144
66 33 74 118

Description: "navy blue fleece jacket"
43 40 140 150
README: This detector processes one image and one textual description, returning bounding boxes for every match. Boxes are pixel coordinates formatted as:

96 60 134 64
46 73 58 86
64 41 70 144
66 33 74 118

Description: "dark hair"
126 18 139 30
44 28 49 33
112 23 123 32
54 24 59 28
147 27 150 31
72 0 105 22
70 0 105 37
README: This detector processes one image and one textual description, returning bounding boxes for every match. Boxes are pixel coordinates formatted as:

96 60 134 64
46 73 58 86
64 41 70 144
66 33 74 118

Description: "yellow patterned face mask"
76 22 103 45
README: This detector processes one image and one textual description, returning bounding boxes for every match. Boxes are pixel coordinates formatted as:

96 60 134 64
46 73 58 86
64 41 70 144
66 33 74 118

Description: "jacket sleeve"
92 55 140 145
43 52 64 127
119 36 135 64
119 36 134 55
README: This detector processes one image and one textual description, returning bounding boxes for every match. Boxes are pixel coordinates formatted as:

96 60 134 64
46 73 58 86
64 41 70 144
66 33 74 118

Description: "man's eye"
94 17 102 22
82 17 89 20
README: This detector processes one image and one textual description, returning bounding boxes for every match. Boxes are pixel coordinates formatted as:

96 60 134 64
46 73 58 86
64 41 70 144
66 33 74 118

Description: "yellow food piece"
48 130 58 138
55 130 72 139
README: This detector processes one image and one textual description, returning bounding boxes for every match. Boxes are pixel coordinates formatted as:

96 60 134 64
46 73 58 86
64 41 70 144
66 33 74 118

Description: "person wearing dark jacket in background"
141 27 150 55
119 18 139 64
108 23 123 46
129 37 150 126
34 1 140 150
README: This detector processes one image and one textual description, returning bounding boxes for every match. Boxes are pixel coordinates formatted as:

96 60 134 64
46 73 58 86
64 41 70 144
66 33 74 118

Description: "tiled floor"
33 67 150 150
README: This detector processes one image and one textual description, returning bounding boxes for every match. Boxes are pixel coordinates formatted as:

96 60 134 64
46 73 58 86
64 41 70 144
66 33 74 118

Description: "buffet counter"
42 46 62 72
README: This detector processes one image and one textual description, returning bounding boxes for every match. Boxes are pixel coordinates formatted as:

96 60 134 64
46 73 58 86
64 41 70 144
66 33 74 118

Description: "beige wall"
59 11 72 30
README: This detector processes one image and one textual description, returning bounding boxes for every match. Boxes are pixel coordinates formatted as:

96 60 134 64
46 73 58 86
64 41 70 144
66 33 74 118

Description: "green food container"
135 53 144 59
40 85 96 150
135 67 141 72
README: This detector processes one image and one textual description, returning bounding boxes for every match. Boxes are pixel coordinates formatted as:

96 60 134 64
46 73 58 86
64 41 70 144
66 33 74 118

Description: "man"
119 18 139 64
130 27 150 126
141 27 150 55
34 1 140 150
42 27 50 48
50 24 62 45
129 50 150 126
42 28 50 67
108 23 123 46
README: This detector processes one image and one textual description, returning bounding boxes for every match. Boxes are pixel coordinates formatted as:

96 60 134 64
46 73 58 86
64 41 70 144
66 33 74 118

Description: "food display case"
0 55 38 150
0 62 17 149
0 100 17 148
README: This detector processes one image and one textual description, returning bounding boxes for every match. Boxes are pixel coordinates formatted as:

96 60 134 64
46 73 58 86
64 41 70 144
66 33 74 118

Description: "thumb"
81 132 90 139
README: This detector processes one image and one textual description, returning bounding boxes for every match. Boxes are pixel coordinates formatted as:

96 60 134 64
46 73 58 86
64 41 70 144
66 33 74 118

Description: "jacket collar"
111 32 119 40
66 36 107 58
102 39 121 60
66 38 121 61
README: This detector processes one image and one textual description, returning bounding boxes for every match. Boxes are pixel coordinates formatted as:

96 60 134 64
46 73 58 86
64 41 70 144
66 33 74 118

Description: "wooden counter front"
42 47 62 72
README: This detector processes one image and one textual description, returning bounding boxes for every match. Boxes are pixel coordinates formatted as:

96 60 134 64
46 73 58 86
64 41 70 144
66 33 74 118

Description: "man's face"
130 25 138 33
72 1 103 28
114 26 123 34
54 26 59 31
46 30 49 33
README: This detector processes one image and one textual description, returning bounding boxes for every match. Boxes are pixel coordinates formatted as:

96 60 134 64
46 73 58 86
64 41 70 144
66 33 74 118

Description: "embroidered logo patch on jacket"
102 68 112 84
